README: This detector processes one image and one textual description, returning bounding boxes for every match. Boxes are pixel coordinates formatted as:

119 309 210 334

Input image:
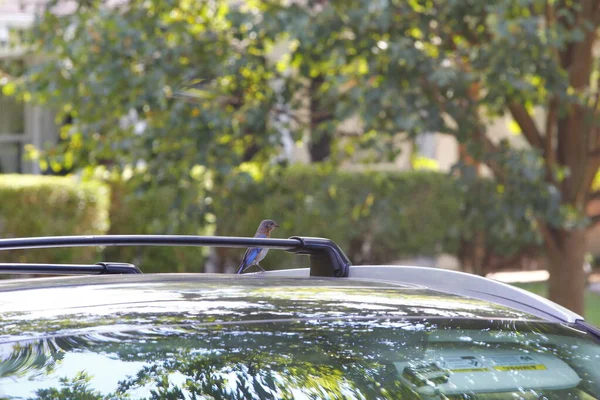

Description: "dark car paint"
2 274 600 399
0 274 543 339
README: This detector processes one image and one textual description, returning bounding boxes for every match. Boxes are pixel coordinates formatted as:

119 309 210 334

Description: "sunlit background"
1 0 600 325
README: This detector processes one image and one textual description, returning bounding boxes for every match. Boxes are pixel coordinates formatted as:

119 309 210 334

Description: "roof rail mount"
287 236 350 277
0 235 351 277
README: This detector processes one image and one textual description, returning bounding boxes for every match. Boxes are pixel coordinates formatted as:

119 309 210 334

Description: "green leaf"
2 81 16 96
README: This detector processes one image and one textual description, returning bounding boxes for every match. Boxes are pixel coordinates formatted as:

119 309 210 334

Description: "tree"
5 0 599 313
263 0 600 314
6 0 287 225
438 0 600 314
261 1 361 163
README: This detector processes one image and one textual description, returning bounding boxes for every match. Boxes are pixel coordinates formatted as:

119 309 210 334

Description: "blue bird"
237 219 279 274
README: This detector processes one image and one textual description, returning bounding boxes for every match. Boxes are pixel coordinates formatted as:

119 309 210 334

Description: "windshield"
1 318 599 399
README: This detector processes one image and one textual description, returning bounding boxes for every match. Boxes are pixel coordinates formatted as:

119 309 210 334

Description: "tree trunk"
457 233 487 276
547 229 587 315
242 141 260 162
308 75 333 162
308 130 333 162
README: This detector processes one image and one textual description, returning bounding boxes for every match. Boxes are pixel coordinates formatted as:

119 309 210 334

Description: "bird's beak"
274 223 279 228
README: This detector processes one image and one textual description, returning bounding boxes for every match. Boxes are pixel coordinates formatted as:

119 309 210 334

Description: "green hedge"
0 167 540 273
106 166 539 273
101 167 465 272
212 166 465 270
0 174 110 264
104 179 207 273
212 166 542 272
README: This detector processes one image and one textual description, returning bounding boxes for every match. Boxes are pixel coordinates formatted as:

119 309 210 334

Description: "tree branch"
588 190 600 200
545 98 557 181
579 62 600 202
545 2 556 38
508 102 544 149
594 0 600 25
271 105 303 125
576 79 600 203
589 147 600 158
538 221 561 255
0 69 15 81
566 1 597 89
473 130 505 179
587 69 600 151
311 110 333 121
545 2 561 63
580 148 600 205
588 213 600 228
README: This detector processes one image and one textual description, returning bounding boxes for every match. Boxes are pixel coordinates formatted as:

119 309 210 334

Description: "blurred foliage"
3 0 588 233
103 174 211 272
0 169 546 272
453 145 569 245
0 175 109 264
0 59 25 82
215 167 463 268
2 0 599 311
211 165 543 271
9 0 286 213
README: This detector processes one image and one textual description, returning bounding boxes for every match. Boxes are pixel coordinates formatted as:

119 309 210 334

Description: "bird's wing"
237 233 266 274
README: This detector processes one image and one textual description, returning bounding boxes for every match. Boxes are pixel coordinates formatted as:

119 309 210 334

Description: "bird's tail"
236 261 247 274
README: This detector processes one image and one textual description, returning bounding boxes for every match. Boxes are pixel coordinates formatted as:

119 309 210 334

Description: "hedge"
104 179 207 273
0 174 110 264
0 167 540 273
212 166 541 272
211 166 465 270
102 167 465 272
90 167 539 273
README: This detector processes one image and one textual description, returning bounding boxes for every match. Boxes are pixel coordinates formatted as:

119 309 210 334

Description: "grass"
511 282 600 328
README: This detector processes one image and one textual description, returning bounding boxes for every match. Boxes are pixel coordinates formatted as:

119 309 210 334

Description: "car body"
0 235 599 399
0 270 599 399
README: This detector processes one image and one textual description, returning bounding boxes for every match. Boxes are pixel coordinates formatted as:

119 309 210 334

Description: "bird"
237 219 279 274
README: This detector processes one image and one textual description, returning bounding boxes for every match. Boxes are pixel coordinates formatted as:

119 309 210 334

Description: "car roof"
0 273 547 343
0 235 583 326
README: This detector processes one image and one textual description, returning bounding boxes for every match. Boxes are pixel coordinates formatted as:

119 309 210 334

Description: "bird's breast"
257 248 269 261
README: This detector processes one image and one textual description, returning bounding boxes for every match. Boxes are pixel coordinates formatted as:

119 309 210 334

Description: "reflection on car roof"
0 274 543 343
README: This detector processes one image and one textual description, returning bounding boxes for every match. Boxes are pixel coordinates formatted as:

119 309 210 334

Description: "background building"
0 0 59 174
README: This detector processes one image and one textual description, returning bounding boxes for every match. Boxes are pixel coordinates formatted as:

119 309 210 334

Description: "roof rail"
0 262 141 275
0 235 351 277
263 265 583 324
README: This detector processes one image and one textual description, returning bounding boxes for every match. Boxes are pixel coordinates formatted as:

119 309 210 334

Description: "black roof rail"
0 262 141 275
287 236 351 277
0 235 351 277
